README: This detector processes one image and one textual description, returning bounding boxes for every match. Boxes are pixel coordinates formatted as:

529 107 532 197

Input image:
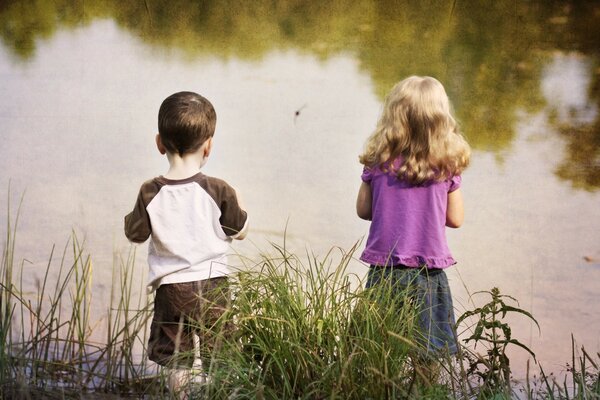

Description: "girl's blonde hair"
359 76 470 184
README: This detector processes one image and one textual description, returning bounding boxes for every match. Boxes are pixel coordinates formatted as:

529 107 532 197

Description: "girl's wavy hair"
359 76 470 184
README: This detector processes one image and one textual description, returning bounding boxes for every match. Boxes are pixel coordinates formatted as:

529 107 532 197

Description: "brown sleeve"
218 185 248 237
124 180 160 243
199 176 247 237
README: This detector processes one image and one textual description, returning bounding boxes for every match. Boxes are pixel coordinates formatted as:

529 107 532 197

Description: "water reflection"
543 53 600 191
1 0 599 188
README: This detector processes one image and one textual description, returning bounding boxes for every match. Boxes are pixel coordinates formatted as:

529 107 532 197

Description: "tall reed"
0 193 157 398
199 242 444 399
533 336 600 400
0 189 23 393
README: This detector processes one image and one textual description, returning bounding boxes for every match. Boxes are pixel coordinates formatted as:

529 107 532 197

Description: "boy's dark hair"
158 91 216 156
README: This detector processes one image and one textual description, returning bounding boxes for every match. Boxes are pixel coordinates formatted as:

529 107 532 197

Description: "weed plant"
456 287 539 398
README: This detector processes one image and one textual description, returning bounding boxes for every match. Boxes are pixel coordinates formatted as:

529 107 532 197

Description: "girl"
356 76 470 355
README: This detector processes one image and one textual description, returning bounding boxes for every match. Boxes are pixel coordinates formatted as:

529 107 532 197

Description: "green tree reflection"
550 2 600 192
553 70 600 192
1 0 598 189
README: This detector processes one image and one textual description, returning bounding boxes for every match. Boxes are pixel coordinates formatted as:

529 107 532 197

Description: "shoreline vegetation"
1 208 599 399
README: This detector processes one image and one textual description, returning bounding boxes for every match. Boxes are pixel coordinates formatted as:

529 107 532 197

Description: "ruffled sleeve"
449 175 462 192
361 166 374 183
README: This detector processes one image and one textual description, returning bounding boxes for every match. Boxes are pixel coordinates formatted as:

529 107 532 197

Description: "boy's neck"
163 152 207 180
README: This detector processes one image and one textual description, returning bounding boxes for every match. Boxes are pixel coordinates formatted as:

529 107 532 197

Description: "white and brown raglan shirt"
124 172 248 291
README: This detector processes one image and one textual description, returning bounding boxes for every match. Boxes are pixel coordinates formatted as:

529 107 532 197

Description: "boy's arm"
219 186 248 240
446 188 464 228
356 181 372 220
231 188 248 239
232 218 248 240
124 189 152 243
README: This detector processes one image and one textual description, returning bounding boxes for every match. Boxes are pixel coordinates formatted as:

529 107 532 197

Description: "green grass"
1 195 599 399
0 192 162 398
203 242 423 399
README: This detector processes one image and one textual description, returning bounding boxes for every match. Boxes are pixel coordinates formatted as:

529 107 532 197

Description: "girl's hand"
356 181 373 220
446 188 464 228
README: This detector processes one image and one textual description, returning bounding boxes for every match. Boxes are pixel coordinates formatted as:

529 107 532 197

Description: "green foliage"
0 186 23 391
1 195 599 398
0 192 158 397
534 337 600 400
202 243 425 399
457 287 540 398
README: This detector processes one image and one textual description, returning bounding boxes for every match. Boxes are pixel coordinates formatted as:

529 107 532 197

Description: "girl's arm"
446 188 464 228
356 181 373 220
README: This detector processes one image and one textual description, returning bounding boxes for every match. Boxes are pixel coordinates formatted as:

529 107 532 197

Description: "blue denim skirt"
366 265 457 355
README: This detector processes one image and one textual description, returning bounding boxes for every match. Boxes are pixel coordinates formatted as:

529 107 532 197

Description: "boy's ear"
203 137 213 158
155 134 167 155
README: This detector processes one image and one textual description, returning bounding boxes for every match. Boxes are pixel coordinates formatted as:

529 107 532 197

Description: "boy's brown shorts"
148 277 231 368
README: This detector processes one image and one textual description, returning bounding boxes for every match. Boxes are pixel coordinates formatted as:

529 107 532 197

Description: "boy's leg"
149 282 204 397
194 277 232 370
167 368 192 400
148 282 200 367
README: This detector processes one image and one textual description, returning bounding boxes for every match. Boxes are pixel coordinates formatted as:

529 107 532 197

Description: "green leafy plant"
457 287 540 398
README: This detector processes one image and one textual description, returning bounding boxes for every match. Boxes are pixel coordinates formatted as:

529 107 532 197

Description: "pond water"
1 1 599 380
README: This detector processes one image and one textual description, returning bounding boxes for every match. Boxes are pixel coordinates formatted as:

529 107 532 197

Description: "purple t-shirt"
360 160 461 269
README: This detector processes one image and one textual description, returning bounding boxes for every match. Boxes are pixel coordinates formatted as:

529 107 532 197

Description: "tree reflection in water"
0 0 598 189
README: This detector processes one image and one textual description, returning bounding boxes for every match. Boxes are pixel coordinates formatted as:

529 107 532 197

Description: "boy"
124 91 248 397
